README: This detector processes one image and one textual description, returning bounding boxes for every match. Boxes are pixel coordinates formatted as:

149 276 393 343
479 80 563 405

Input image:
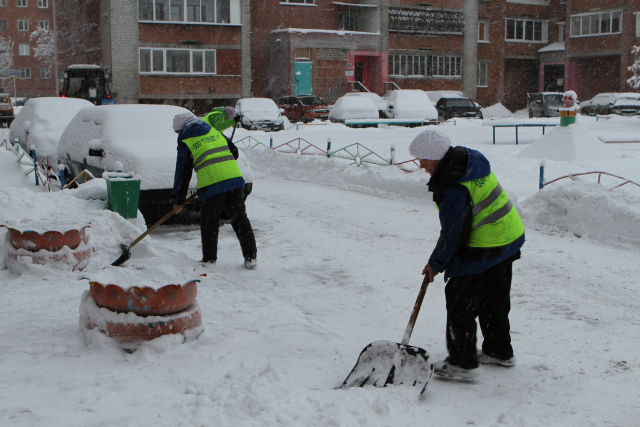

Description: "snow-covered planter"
89 281 198 316
80 291 203 352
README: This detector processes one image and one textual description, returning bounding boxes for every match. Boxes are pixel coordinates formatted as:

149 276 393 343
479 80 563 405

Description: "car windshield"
0 96 9 104
240 99 277 112
445 99 475 107
299 96 325 106
544 95 563 105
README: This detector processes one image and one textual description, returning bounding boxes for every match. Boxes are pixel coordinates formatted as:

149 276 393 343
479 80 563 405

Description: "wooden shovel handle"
401 275 430 345
128 191 199 250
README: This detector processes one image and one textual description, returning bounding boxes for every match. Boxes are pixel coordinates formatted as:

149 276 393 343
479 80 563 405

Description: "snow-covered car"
385 90 438 121
579 93 640 116
528 92 563 118
235 98 284 132
328 95 379 123
425 91 464 106
343 92 388 118
57 105 254 224
435 97 483 121
9 97 94 163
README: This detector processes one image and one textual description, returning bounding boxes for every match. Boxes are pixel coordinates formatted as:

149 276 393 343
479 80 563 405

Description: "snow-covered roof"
271 28 380 36
538 42 564 53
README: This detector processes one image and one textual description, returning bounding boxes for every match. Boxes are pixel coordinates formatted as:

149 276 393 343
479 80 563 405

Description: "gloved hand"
234 114 242 123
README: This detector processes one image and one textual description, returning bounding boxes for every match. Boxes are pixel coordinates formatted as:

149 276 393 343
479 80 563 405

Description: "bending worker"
409 129 525 380
171 111 257 268
203 105 240 132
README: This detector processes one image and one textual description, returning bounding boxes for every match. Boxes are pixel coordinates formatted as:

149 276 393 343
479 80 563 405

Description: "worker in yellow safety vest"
409 129 525 380
172 111 257 268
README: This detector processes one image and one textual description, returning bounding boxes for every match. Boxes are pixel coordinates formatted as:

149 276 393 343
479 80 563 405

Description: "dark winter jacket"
427 146 525 279
172 118 243 205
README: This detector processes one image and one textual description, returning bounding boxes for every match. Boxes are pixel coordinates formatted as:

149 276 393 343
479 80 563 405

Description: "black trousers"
200 188 257 263
445 256 514 369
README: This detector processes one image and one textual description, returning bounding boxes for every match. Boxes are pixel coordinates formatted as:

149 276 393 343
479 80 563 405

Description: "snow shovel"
342 275 434 394
111 192 199 266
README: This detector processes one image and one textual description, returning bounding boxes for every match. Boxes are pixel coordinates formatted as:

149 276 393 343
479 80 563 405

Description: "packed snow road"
1 126 639 426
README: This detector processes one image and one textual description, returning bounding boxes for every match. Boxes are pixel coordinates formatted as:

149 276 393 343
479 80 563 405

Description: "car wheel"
581 108 589 116
299 114 306 123
529 110 534 118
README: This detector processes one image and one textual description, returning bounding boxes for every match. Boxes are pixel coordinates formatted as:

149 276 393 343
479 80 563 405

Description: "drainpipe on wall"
462 0 478 100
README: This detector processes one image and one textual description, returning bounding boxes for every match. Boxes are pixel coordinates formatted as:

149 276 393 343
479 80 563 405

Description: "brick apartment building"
5 0 640 112
0 0 57 98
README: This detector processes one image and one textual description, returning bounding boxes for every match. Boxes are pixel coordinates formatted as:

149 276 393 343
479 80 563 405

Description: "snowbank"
517 123 613 162
520 180 640 249
9 97 94 163
481 102 514 118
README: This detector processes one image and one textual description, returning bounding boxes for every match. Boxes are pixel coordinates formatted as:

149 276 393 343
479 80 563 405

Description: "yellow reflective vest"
181 126 242 189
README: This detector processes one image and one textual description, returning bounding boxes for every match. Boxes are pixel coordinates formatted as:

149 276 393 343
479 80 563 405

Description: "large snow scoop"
111 192 199 266
342 276 434 394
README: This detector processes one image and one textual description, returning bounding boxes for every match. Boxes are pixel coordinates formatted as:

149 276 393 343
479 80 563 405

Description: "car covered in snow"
57 105 254 224
425 90 465 106
435 97 483 121
580 92 640 116
342 92 388 118
9 97 94 163
328 95 379 123
385 90 438 121
235 97 285 132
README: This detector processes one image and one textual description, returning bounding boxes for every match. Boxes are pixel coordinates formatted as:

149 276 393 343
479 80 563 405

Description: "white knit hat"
409 129 451 160
172 111 197 132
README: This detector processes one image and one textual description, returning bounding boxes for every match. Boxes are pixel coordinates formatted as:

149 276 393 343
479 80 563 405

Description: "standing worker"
172 111 257 268
409 129 525 379
203 106 240 132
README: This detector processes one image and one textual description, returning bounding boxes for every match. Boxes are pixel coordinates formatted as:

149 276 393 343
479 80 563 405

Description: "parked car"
580 93 640 116
15 95 41 107
235 98 285 132
278 95 330 123
57 105 254 225
9 97 94 163
528 92 563 118
328 95 379 123
0 94 14 127
435 97 483 121
343 92 388 118
385 90 438 121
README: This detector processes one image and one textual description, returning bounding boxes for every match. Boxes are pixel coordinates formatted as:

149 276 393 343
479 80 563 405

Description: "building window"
281 0 315 4
21 67 31 78
339 13 358 31
389 8 464 35
478 20 489 42
389 54 425 77
41 67 51 79
557 22 565 42
19 44 30 55
0 0 6 6
18 20 29 31
140 48 216 74
17 0 27 6
139 0 232 23
477 62 488 87
0 20 7 31
636 13 640 38
570 11 622 37
505 19 547 42
426 55 461 77
37 0 47 7
38 20 49 30
294 47 310 60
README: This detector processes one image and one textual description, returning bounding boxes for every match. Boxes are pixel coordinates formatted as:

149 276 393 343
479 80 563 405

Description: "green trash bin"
103 172 141 219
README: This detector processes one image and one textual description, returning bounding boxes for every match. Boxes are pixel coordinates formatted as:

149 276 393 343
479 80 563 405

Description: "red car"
277 95 330 123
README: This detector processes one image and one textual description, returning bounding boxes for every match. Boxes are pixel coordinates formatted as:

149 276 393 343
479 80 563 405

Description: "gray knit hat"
409 129 451 160
172 111 197 132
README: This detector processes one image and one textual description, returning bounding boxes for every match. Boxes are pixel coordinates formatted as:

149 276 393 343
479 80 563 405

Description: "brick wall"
140 75 241 98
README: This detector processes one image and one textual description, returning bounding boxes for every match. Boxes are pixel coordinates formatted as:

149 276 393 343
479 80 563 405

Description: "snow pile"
481 102 514 118
520 180 640 248
58 105 196 191
84 264 201 290
9 97 94 163
329 96 378 122
517 123 613 162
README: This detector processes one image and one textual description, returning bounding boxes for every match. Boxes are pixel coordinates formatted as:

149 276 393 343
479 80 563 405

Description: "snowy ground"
1 113 640 426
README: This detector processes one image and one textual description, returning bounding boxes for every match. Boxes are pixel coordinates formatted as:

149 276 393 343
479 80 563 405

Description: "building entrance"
544 64 565 93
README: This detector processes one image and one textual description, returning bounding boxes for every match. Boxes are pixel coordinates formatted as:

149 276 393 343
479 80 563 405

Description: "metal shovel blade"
111 244 131 266
342 340 433 394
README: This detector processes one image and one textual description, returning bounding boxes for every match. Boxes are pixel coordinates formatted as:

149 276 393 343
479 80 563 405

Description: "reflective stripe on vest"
460 172 524 247
182 126 242 189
